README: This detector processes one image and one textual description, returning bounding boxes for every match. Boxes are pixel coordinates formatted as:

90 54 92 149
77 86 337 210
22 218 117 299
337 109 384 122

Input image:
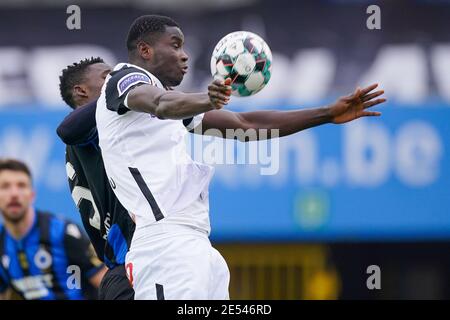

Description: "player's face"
150 26 189 87
82 63 112 102
0 170 35 223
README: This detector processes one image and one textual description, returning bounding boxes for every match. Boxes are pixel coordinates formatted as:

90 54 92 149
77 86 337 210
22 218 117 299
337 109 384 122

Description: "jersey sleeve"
63 223 104 279
183 113 205 132
56 100 98 146
65 150 106 262
105 67 154 115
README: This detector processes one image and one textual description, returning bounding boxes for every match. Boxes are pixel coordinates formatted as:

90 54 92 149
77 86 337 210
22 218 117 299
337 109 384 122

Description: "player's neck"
128 57 147 71
4 207 35 240
128 58 165 85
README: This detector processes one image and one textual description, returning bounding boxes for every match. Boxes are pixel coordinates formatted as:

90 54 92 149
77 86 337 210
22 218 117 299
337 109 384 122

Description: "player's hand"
328 84 386 124
208 78 232 110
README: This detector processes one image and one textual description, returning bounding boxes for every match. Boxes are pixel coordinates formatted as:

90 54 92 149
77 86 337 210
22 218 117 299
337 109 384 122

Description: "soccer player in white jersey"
96 15 386 300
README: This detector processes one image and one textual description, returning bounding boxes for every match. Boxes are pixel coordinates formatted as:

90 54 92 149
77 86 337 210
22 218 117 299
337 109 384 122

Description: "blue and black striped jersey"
57 100 135 269
0 211 103 300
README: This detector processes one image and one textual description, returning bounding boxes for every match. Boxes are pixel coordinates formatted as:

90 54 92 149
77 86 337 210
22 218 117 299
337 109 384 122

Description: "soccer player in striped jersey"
0 159 106 300
96 15 386 299
57 58 135 300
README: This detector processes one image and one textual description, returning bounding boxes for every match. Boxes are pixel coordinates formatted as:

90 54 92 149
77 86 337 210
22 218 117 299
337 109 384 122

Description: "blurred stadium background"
0 0 449 299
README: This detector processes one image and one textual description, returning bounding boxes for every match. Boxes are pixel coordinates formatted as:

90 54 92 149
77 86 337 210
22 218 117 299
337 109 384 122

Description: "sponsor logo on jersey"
12 274 53 300
34 247 53 270
103 212 111 239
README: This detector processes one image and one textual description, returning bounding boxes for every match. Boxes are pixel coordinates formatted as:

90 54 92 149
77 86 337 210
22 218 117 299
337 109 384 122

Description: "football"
210 31 272 97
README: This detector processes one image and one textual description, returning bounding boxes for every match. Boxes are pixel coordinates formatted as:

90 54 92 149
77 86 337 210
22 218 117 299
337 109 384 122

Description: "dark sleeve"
77 213 106 263
56 100 98 146
63 223 104 279
105 67 153 115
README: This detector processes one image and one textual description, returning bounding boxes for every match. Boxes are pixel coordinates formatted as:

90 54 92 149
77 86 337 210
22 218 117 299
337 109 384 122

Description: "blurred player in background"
0 159 106 300
57 58 135 300
95 15 386 300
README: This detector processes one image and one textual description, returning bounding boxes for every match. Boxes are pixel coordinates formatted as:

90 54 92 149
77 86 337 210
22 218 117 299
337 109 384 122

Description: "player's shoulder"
102 63 164 115
36 210 82 239
36 210 58 224
106 63 160 95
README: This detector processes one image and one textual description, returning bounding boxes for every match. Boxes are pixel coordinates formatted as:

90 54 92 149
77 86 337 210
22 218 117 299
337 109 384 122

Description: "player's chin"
169 75 184 87
4 208 26 222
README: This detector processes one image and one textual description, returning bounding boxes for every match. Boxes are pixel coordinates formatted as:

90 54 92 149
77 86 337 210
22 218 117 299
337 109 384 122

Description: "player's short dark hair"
126 15 180 51
0 158 32 181
59 57 105 109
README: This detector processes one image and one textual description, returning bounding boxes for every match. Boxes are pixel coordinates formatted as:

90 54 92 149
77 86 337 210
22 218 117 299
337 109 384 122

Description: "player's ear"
73 84 88 99
137 40 153 60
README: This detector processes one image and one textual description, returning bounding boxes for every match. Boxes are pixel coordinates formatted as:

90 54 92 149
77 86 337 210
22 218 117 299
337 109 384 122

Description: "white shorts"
125 223 230 300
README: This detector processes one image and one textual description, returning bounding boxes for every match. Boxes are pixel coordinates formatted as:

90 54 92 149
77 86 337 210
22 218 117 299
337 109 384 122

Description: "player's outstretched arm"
327 83 385 124
198 83 386 141
126 78 232 120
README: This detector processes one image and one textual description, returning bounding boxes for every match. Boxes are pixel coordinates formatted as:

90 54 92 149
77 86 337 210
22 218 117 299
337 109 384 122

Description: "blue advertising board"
0 104 448 241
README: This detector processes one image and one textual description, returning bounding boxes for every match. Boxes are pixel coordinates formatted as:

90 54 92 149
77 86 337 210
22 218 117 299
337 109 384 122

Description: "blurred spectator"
0 158 106 300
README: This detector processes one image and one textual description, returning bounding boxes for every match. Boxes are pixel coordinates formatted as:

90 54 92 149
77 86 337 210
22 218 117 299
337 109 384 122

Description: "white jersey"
96 63 214 234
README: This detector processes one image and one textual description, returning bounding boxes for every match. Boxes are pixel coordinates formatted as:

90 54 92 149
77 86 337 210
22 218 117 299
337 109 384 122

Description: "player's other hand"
208 78 232 110
328 84 386 124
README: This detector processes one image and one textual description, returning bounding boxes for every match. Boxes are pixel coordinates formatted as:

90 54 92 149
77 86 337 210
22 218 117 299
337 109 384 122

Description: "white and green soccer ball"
211 31 272 97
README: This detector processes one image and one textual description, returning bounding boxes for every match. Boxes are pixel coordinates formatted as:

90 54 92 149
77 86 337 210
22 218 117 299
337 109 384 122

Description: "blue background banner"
1 104 448 241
